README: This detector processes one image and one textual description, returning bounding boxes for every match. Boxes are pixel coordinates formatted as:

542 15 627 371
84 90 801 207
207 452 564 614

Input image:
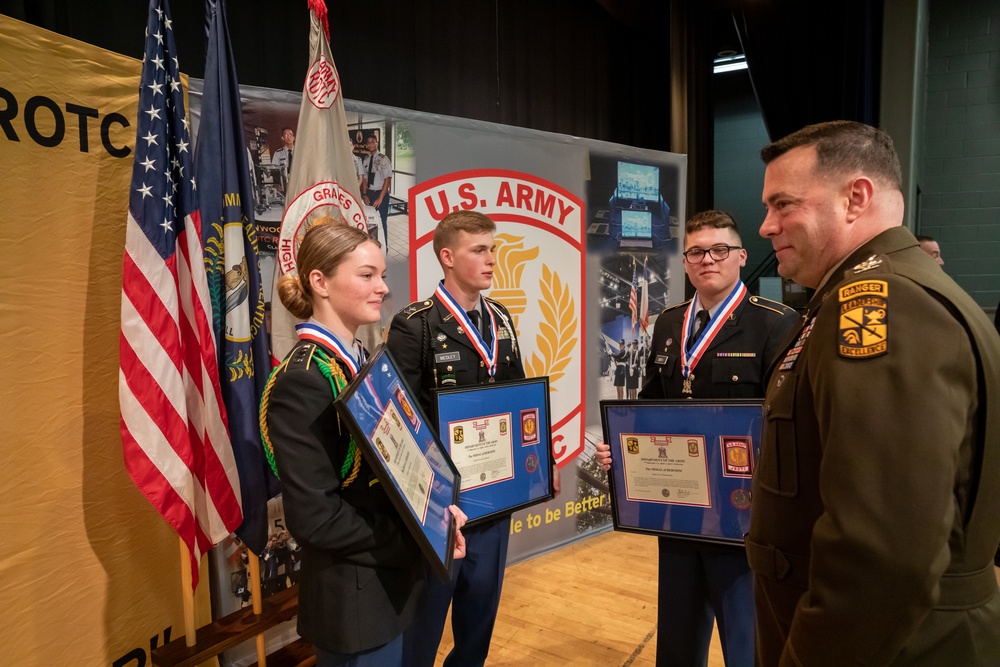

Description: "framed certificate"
336 345 460 580
434 377 553 526
600 399 763 544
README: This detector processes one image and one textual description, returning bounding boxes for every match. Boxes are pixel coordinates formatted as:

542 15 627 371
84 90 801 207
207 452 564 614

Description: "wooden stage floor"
435 529 724 666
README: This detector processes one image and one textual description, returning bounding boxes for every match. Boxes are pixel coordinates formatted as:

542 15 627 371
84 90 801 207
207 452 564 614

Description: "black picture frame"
600 399 764 545
434 377 554 527
335 345 460 580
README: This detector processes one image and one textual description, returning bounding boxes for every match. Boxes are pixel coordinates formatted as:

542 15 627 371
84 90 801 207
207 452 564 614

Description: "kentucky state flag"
195 0 280 554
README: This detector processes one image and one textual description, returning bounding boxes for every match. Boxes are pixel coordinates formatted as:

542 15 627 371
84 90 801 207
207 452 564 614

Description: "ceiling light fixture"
713 53 748 74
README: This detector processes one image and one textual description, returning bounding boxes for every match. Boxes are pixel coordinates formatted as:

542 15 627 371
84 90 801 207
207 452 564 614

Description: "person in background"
613 338 628 399
261 222 467 666
271 127 295 187
750 120 1000 665
597 210 798 667
916 233 944 267
362 134 392 246
387 210 559 667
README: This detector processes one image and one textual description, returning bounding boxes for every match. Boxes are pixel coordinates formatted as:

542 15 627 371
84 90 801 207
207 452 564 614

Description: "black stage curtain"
1 0 672 151
732 0 883 142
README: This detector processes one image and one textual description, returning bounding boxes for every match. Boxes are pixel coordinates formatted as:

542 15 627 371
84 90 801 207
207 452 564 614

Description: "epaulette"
661 299 691 315
748 295 796 316
402 298 434 319
285 342 318 371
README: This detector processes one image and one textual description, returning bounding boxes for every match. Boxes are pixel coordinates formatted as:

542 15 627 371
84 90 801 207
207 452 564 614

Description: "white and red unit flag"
271 0 368 360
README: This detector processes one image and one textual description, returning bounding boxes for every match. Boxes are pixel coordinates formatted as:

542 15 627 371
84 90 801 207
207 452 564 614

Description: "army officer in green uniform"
749 120 1000 666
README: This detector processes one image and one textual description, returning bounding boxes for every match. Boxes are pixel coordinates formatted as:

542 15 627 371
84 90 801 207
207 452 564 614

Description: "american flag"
628 262 639 332
640 257 649 333
119 0 242 589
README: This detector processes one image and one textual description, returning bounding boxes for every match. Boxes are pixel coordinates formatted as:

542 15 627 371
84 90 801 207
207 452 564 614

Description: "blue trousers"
403 517 511 667
314 632 402 667
656 538 754 667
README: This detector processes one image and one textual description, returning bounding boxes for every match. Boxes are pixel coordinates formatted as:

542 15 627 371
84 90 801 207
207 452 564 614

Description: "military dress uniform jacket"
264 339 424 655
640 292 798 400
747 227 1000 666
386 295 525 421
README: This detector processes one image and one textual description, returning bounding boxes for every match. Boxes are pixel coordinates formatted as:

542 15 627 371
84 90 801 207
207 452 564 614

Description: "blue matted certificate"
336 345 460 580
600 399 763 544
434 377 554 526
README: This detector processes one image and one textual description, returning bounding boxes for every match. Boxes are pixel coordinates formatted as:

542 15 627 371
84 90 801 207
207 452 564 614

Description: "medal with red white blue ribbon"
434 281 499 381
680 281 746 394
295 321 365 379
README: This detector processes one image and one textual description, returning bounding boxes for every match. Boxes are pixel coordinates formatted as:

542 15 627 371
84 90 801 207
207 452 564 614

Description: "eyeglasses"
682 245 742 263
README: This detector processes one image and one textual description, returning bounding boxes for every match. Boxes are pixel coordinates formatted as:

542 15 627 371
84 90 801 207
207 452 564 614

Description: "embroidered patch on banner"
838 280 888 359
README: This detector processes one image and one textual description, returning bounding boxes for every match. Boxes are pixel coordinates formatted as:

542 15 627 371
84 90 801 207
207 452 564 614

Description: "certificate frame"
600 399 763 544
434 377 554 527
335 345 460 580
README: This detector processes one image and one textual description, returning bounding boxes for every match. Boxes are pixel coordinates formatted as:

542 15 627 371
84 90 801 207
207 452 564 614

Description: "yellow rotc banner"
0 15 212 666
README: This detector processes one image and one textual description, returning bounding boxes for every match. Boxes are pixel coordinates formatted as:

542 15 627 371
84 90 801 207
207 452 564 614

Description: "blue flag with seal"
195 0 280 555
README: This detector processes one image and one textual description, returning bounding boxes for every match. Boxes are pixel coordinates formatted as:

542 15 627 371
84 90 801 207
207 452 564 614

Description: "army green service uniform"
747 227 1000 666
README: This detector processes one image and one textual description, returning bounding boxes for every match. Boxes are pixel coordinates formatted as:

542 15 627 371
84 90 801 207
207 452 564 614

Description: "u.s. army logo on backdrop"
838 280 888 359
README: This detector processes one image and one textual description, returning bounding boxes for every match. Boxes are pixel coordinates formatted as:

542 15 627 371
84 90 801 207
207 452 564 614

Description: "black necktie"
287 149 292 171
688 309 710 348
467 309 492 344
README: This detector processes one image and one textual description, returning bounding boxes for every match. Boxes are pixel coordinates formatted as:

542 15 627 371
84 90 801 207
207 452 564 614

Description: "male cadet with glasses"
387 210 559 666
597 210 798 667
749 120 1000 666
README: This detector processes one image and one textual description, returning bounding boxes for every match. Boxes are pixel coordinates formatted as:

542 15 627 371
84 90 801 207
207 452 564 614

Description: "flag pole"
179 538 197 646
247 552 267 666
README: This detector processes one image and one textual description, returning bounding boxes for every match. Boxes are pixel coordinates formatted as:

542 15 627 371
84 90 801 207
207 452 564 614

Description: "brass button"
732 375 739 382
480 361 484 367
447 365 453 371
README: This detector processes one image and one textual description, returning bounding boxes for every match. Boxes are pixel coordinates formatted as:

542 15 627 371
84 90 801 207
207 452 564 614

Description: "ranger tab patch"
838 280 888 359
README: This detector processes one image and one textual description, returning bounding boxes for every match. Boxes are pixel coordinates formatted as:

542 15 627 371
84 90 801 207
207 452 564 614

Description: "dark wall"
712 69 771 278
1 0 674 151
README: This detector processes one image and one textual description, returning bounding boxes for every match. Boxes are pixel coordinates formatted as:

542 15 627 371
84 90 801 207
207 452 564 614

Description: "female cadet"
261 222 465 666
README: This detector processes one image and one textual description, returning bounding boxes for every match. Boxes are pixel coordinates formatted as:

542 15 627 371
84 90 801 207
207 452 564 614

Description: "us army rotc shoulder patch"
837 280 888 359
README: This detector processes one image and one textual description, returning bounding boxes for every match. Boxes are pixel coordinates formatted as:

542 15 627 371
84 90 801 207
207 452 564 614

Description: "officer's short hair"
685 210 741 244
433 211 497 264
761 120 902 191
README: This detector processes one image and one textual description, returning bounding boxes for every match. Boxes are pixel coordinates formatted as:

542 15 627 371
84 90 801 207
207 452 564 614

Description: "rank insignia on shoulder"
852 255 883 273
403 299 433 318
837 280 888 359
